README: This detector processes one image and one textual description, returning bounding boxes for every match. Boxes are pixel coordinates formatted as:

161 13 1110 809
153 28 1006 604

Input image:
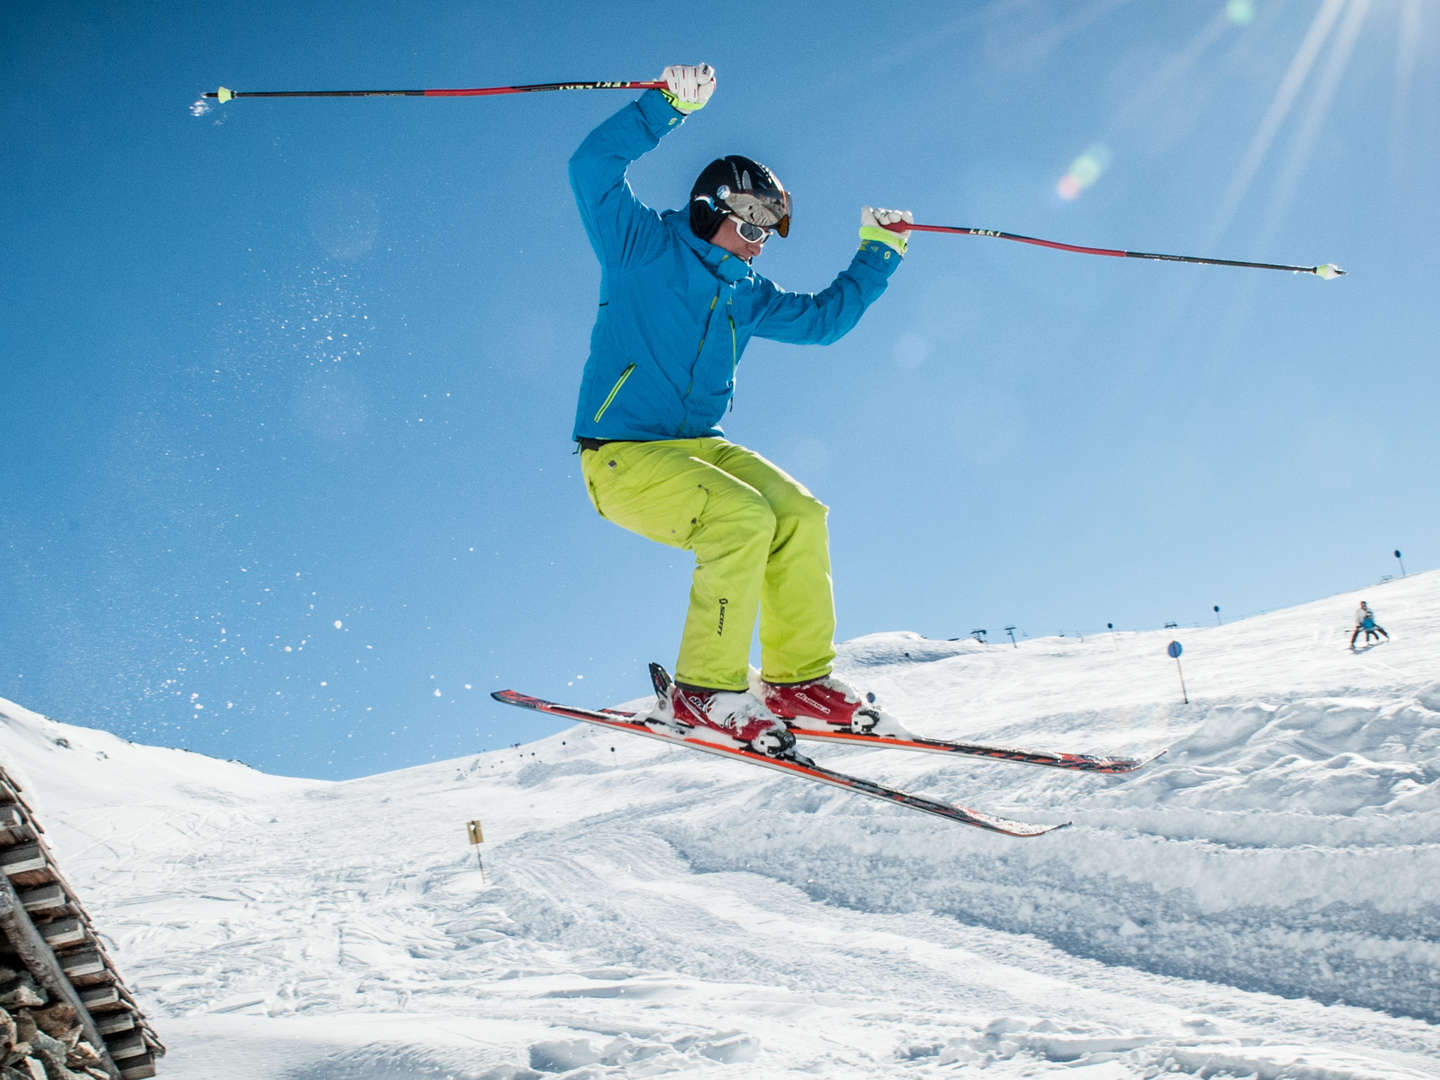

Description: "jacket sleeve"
750 239 902 346
569 90 686 268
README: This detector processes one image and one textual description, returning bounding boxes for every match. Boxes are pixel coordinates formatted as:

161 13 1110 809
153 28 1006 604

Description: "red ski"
601 664 1163 774
779 723 1164 773
490 685 1067 837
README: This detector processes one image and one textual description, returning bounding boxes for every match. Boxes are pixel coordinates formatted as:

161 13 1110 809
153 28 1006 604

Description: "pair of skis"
492 664 1164 837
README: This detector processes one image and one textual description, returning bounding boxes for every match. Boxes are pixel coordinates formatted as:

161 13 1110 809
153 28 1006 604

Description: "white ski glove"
860 207 914 255
660 63 716 113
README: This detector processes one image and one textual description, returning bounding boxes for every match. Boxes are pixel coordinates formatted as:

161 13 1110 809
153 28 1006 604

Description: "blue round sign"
1167 640 1183 659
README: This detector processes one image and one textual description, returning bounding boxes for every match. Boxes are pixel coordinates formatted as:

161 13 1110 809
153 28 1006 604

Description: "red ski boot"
665 683 795 756
761 674 887 734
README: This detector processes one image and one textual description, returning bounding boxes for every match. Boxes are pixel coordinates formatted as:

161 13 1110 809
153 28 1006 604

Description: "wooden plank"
97 1011 137 1035
0 841 46 876
0 803 30 844
6 867 55 888
80 984 122 1007
119 1061 157 1080
19 882 69 913
41 915 87 948
105 1033 147 1060
59 948 106 979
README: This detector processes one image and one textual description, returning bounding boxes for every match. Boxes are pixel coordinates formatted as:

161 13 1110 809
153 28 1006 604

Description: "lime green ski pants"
580 437 835 691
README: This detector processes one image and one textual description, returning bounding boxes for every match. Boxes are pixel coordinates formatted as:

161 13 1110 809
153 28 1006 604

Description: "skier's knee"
710 492 777 542
780 491 829 537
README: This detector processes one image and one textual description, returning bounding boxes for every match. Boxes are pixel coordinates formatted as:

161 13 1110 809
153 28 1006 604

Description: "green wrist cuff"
859 225 908 255
660 89 706 113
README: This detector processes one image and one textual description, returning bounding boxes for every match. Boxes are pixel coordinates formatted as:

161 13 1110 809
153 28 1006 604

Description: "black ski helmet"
689 155 791 240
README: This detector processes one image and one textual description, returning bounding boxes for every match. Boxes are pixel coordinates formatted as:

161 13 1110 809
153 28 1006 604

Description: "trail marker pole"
1168 641 1188 704
467 820 486 882
1214 605 1222 625
1395 549 1406 576
1004 625 1018 648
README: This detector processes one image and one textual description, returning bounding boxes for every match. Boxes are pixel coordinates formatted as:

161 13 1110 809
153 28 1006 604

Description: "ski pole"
204 80 665 103
884 222 1344 279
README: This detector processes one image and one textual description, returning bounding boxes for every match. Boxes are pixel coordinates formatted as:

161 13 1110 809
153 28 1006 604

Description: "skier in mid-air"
569 62 912 754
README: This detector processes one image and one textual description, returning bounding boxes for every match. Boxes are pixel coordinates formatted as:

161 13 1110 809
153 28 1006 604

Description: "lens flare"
1057 144 1112 200
1227 0 1256 26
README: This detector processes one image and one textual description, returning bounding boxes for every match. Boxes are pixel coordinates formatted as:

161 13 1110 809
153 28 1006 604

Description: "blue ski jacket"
569 90 902 443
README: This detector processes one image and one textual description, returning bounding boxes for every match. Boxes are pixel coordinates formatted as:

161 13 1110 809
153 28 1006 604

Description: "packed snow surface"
3 573 1438 1078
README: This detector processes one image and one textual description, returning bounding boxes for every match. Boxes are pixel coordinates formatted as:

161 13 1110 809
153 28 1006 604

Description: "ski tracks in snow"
13 576 1440 1078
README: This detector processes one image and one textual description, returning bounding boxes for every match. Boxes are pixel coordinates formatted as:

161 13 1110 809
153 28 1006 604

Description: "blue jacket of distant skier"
569 90 901 443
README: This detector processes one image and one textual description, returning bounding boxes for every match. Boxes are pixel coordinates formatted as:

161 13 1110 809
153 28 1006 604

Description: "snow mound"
3 572 1438 1078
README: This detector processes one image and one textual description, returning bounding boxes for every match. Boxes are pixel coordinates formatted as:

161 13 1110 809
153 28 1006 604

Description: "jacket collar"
665 209 753 285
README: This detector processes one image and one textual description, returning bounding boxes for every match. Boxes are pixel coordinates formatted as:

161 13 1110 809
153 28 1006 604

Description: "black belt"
577 437 618 452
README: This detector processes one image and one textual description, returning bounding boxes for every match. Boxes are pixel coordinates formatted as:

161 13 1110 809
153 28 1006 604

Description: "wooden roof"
1 764 165 1079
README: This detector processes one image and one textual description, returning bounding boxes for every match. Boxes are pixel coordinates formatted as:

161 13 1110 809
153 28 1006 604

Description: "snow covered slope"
3 573 1438 1079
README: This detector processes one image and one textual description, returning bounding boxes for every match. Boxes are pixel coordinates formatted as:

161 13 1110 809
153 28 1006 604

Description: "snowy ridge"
2 573 1438 1078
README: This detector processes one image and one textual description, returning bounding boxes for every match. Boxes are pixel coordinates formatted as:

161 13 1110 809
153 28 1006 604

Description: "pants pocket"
581 442 708 550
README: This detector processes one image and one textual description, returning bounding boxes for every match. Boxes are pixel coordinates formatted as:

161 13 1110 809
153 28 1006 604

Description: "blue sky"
4 0 1436 779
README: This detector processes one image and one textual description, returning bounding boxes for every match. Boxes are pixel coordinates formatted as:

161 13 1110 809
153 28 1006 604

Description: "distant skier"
569 62 911 753
1349 601 1389 648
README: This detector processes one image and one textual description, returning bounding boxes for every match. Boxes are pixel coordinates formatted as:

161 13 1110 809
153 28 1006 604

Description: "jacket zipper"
685 284 738 416
593 362 635 423
693 293 721 364
727 314 737 412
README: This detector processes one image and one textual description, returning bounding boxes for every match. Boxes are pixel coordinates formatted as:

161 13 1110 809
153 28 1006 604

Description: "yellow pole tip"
217 86 234 104
1315 263 1345 280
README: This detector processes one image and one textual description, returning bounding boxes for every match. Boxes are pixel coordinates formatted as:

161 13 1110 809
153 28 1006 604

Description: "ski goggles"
719 188 792 238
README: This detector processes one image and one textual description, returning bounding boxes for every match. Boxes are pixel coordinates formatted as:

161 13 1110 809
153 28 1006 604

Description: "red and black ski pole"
886 222 1344 279
203 80 665 103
